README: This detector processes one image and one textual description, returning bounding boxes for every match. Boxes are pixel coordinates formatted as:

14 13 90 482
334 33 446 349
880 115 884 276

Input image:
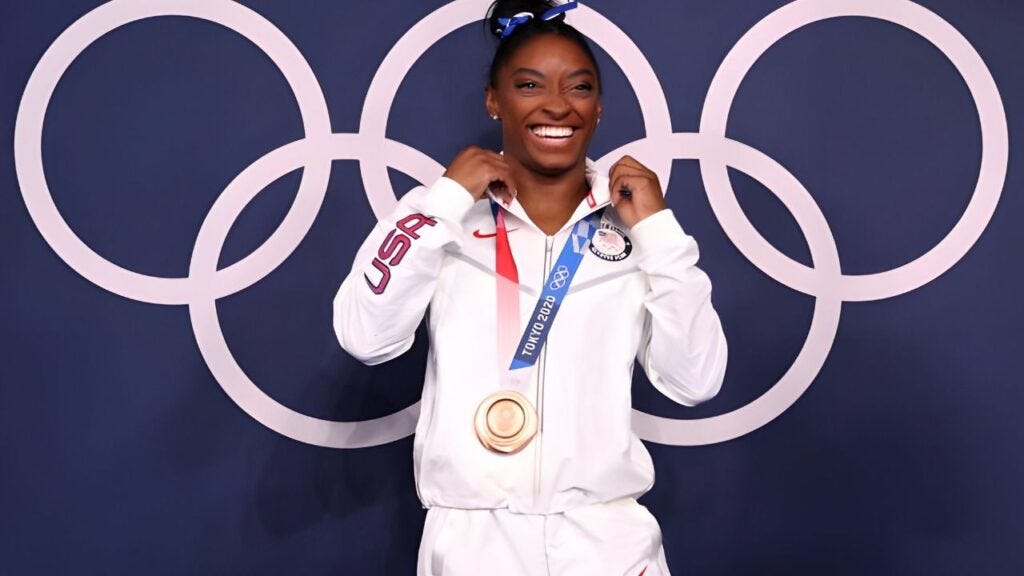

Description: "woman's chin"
525 151 585 176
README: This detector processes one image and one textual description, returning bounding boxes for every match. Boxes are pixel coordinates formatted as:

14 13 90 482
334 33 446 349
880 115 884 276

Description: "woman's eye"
574 83 593 92
516 81 538 89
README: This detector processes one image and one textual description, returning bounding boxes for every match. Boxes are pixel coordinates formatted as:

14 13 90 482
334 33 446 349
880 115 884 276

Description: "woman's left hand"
609 155 667 229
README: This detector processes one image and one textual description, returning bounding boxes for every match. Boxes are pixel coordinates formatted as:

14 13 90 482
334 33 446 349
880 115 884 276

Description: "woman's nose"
541 91 572 118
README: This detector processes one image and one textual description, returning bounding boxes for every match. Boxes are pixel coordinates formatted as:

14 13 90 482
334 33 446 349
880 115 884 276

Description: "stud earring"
492 114 500 121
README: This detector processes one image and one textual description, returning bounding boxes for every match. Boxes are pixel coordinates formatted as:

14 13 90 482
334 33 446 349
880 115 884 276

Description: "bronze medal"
474 390 538 454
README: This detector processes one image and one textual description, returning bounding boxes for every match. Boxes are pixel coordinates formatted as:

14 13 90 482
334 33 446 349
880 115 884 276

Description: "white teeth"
531 125 574 138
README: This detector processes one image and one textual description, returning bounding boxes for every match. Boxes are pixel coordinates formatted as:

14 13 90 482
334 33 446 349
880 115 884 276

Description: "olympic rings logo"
14 0 1007 448
549 266 572 291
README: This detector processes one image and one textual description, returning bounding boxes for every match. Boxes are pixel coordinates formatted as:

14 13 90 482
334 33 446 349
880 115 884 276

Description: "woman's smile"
529 125 575 139
527 124 578 148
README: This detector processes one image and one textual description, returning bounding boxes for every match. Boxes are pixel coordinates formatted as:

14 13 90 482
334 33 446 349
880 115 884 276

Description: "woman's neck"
507 159 589 236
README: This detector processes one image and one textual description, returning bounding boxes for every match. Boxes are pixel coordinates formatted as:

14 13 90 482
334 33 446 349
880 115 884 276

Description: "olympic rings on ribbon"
549 266 572 290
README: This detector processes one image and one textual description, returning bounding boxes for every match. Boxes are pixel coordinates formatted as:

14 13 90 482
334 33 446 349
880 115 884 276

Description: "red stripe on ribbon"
494 208 521 374
494 209 518 284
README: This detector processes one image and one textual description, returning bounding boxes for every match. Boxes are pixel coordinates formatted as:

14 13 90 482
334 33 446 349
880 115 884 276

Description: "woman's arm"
333 177 474 365
334 147 515 365
632 209 728 406
607 156 727 405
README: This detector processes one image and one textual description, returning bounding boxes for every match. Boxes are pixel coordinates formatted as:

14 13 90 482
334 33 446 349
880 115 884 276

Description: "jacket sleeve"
632 209 728 406
333 177 476 365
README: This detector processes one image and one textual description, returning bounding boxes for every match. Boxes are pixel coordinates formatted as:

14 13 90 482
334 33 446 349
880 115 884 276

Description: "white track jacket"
334 162 727 515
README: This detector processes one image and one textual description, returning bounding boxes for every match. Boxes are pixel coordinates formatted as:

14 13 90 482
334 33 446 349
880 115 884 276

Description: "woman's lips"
531 125 575 137
528 125 577 147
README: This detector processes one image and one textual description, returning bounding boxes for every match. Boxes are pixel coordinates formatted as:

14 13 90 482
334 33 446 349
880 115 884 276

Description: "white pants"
417 498 671 576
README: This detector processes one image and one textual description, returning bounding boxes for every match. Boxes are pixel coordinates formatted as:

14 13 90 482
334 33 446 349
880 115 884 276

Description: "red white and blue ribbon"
491 202 601 389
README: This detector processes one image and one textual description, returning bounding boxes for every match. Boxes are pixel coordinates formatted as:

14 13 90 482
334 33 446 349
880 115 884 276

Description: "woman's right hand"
443 146 517 203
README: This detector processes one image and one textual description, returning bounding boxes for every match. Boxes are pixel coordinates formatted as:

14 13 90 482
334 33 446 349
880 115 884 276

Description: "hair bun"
487 0 562 39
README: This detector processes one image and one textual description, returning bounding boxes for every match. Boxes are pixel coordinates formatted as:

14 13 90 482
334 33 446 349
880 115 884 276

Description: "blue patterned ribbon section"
540 1 578 22
509 210 602 370
497 1 579 39
498 12 534 39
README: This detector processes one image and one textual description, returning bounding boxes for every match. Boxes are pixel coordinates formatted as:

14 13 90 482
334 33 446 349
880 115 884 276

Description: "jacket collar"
487 158 609 236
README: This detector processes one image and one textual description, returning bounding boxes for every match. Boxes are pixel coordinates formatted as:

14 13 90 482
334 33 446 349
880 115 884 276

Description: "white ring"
347 0 675 445
626 133 842 446
13 0 333 305
699 0 1008 302
189 135 442 448
359 0 675 220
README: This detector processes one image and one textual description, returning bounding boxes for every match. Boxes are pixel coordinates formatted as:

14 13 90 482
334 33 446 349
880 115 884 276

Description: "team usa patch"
364 212 437 294
589 222 632 262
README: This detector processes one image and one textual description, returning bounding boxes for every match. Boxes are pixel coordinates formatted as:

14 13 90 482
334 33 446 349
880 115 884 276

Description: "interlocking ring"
15 0 1007 449
549 266 572 290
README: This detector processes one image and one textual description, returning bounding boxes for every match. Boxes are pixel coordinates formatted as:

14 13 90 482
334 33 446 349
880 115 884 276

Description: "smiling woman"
332 1 728 574
478 31 602 233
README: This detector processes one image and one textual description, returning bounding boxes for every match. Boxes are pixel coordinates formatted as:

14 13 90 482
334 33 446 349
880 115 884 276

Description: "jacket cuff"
630 209 697 270
418 176 477 226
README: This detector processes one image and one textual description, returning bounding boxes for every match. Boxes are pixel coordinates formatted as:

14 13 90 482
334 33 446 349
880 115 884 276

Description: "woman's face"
486 33 602 176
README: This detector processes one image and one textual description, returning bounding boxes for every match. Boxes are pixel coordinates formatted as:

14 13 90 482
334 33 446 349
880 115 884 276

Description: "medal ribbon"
492 203 602 385
492 203 521 385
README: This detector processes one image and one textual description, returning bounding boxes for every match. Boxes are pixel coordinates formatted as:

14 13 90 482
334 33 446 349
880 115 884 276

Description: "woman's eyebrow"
566 68 595 79
510 67 545 78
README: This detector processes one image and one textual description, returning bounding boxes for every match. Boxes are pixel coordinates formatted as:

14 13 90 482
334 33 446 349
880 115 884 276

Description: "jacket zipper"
534 235 554 503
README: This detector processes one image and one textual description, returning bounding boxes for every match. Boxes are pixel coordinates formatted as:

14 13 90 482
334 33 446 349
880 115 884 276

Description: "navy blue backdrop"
2 0 1021 574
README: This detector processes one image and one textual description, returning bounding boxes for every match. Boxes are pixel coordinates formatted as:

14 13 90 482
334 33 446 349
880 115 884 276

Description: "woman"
334 1 727 573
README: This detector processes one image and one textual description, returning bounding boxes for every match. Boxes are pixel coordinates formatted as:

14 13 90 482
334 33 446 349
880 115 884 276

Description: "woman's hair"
485 0 602 91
